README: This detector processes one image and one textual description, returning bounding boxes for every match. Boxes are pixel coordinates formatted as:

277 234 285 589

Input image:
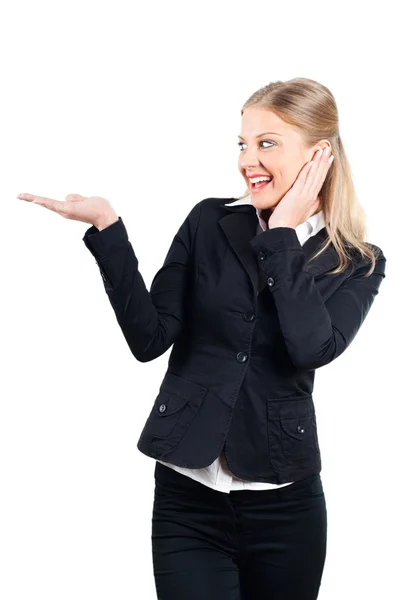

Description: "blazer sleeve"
82 200 203 362
249 227 386 370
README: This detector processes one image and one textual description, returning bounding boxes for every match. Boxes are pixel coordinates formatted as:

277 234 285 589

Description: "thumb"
65 193 85 203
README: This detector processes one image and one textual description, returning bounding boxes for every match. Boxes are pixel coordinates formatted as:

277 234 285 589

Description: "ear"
311 141 331 157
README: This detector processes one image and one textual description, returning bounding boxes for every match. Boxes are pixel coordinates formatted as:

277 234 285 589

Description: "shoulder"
176 197 232 243
349 240 386 263
184 197 231 214
364 242 385 262
185 197 235 224
196 197 234 212
345 240 386 279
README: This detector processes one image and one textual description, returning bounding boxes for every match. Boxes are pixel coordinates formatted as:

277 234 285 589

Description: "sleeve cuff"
82 217 128 260
249 226 301 255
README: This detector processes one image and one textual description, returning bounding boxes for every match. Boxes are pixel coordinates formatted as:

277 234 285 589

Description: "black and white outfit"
83 196 386 599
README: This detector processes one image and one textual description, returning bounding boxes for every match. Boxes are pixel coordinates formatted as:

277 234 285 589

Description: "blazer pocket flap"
267 393 314 422
159 372 208 409
267 394 319 464
279 415 314 441
146 372 208 439
154 390 189 417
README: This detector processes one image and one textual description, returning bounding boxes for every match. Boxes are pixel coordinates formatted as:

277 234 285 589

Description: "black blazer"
82 197 386 484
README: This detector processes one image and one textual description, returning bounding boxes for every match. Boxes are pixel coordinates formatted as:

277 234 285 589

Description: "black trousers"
151 462 327 600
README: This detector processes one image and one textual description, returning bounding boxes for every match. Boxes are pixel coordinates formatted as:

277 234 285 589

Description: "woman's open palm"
17 192 118 229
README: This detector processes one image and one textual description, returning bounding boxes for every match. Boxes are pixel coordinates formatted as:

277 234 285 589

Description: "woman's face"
238 106 329 214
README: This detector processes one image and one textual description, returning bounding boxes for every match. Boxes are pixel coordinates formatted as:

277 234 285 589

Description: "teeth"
249 176 272 183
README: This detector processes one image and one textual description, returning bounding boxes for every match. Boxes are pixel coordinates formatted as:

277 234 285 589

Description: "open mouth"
250 178 273 192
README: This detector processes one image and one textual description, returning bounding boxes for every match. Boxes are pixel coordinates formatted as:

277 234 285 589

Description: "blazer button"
259 251 266 261
297 425 305 434
236 351 248 363
159 404 167 413
243 311 255 322
267 277 275 287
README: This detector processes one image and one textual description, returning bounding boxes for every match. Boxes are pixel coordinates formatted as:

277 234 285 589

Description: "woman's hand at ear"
16 193 119 231
268 146 334 230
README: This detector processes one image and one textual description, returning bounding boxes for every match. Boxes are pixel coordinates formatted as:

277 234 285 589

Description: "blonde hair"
236 77 380 276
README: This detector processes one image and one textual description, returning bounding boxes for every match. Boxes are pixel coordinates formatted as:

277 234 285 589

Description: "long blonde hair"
236 77 379 276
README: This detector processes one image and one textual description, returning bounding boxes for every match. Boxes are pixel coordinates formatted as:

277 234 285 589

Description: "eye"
237 140 275 151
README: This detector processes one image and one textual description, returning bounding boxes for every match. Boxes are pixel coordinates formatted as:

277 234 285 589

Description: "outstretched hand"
268 146 334 230
17 193 118 231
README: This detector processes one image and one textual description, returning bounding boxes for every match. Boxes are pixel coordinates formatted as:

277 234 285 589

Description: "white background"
1 1 399 598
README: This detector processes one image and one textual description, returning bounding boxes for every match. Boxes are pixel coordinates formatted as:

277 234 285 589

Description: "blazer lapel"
218 201 341 297
218 206 260 296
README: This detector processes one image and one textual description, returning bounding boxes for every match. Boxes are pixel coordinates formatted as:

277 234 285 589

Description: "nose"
239 147 262 171
240 156 260 170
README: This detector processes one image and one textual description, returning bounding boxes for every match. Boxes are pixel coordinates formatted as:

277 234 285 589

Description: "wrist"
94 212 119 231
268 223 296 230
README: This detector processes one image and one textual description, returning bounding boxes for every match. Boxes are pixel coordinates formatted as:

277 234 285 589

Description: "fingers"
296 159 315 187
17 193 57 205
17 192 84 204
17 192 73 217
305 147 333 197
17 193 43 202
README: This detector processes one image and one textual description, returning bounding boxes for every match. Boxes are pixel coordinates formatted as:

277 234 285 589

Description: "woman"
17 77 386 599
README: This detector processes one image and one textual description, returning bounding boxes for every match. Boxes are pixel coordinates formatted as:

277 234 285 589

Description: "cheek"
275 160 302 187
272 166 285 185
272 169 297 198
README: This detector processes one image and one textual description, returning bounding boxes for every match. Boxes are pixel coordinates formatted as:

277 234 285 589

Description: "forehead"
240 107 295 138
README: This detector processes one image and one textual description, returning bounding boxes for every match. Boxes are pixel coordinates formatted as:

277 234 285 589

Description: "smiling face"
238 106 325 216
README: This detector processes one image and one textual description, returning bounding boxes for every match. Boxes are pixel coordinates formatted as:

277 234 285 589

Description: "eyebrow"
238 132 283 139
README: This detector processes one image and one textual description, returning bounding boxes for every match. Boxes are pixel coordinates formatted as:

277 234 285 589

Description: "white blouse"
158 197 327 493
